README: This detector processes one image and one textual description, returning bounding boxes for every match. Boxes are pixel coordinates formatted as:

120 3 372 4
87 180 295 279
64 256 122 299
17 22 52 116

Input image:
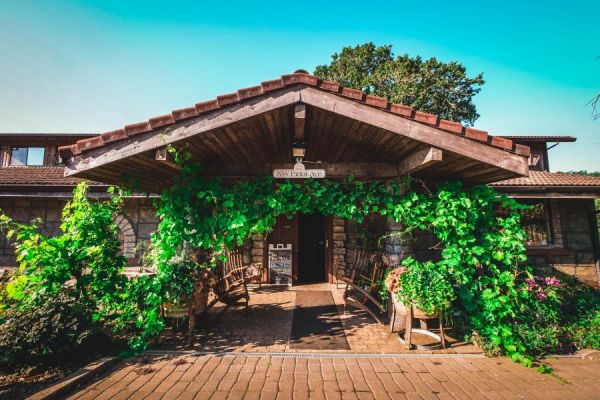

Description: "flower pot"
194 285 210 314
411 304 438 319
163 300 190 319
389 293 407 333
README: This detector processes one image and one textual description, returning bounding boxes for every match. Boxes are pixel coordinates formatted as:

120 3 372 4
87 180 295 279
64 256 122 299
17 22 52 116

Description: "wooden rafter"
397 147 443 176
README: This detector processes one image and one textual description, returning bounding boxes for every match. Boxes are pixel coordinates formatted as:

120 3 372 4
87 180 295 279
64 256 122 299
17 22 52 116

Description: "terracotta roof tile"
216 92 239 106
57 70 528 159
390 104 414 117
0 167 101 186
237 85 264 100
149 114 176 129
491 171 600 187
464 128 489 143
171 106 198 121
414 111 439 125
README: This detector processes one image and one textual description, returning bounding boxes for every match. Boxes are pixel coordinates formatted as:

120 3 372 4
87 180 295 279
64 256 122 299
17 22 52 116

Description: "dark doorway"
298 213 327 283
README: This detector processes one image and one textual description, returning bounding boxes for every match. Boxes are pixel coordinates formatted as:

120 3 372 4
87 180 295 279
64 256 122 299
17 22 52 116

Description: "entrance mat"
290 290 350 350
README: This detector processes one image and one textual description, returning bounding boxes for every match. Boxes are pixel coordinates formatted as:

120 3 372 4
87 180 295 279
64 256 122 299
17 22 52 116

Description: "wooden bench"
340 250 387 324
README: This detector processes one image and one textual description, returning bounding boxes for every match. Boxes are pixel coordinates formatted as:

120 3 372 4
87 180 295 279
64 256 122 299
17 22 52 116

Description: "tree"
314 42 485 126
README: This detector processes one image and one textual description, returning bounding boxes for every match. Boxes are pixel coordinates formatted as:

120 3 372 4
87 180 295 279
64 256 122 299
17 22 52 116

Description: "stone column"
385 217 413 332
384 218 413 267
332 217 347 281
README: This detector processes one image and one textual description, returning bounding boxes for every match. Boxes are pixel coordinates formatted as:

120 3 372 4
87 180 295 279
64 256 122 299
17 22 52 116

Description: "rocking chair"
340 250 387 324
207 250 250 313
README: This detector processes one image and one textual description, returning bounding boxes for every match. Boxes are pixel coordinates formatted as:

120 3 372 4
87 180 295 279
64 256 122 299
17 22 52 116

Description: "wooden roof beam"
397 147 443 176
294 103 306 142
155 148 182 171
198 162 400 178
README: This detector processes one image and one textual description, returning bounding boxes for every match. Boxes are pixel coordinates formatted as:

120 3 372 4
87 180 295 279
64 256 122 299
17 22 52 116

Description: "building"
1 72 598 287
0 133 158 269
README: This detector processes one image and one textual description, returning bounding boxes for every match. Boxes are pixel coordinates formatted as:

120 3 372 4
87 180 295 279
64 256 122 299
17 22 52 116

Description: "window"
10 147 45 166
498 199 552 247
518 200 551 247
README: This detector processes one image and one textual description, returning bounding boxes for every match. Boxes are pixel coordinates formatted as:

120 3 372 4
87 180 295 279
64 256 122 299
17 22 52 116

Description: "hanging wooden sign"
268 243 293 285
273 162 325 179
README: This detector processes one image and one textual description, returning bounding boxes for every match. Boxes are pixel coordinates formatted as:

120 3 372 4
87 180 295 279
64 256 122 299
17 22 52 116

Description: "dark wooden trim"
525 247 569 256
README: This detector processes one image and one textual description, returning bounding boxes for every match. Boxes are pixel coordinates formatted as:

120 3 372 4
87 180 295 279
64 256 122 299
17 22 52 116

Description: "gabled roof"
58 71 531 189
491 171 600 187
58 71 529 159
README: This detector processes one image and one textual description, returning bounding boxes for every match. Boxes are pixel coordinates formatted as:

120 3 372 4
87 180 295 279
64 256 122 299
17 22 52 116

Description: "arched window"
114 214 136 258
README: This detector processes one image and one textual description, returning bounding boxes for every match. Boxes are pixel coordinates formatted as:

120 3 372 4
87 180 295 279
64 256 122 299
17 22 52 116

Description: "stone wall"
0 197 159 267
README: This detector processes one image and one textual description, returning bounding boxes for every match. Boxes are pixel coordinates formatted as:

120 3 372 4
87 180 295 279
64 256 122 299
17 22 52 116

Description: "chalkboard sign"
268 244 292 285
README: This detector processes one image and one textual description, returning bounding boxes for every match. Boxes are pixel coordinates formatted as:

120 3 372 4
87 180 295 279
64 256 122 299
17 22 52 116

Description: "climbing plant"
118 157 546 368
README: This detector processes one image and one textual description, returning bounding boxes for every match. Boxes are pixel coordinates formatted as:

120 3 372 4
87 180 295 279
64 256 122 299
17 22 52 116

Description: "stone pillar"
385 217 413 332
384 218 413 267
251 233 264 265
332 217 347 280
250 233 266 283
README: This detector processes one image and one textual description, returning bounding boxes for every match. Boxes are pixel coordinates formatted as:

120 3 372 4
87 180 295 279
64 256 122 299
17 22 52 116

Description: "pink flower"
544 276 560 287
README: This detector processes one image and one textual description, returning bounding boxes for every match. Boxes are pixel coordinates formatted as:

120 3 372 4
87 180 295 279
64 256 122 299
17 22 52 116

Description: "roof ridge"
58 71 530 160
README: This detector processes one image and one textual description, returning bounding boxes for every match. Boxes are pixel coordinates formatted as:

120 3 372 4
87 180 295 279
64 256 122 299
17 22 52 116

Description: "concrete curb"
27 356 120 400
143 350 486 359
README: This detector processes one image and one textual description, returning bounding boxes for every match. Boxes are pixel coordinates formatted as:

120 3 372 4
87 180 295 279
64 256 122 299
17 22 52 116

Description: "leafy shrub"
556 276 600 351
0 291 95 370
395 257 455 315
0 182 128 369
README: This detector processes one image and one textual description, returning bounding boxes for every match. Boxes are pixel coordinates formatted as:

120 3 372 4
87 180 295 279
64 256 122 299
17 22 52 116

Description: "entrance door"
298 214 327 283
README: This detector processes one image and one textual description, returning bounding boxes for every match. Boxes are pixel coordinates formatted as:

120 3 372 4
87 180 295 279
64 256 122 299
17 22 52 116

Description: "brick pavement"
156 284 480 354
65 354 600 400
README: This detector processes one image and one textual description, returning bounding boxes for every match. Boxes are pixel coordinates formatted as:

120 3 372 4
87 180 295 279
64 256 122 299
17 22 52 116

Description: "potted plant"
395 257 455 318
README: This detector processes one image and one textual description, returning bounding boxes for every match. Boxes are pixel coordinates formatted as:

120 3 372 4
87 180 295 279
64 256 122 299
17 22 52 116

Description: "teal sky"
0 0 598 171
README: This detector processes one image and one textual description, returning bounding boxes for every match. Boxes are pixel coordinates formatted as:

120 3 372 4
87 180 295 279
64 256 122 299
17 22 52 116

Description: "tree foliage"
314 42 485 126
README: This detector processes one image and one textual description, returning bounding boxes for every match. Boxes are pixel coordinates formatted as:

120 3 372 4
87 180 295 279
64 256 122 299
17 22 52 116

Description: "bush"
504 274 600 357
0 290 96 370
557 276 600 351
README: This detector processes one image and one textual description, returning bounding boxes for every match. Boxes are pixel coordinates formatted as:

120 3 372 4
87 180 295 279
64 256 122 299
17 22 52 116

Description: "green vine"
117 159 542 368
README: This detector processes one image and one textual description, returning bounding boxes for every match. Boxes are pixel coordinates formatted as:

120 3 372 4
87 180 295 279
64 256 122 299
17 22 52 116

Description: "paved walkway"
157 284 479 354
66 354 600 399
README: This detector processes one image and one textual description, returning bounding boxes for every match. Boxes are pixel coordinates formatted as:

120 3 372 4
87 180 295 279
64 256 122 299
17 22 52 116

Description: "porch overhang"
59 73 530 191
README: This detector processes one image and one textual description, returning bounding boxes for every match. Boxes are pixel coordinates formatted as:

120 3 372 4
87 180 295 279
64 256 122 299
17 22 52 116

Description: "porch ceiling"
61 74 530 192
